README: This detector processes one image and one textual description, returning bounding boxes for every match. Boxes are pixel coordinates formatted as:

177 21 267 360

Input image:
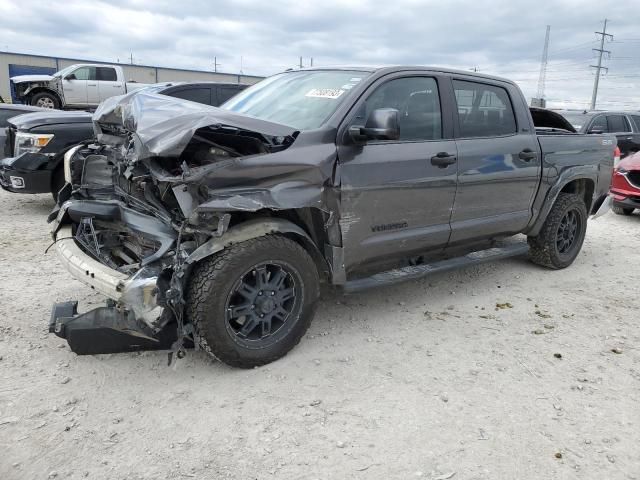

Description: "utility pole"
536 25 551 104
299 56 303 68
213 56 221 73
590 19 613 110
310 57 314 67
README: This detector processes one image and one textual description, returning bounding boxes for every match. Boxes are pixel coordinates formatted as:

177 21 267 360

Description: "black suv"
0 82 248 199
557 110 640 158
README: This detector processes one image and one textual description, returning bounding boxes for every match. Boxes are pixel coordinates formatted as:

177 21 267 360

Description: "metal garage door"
8 64 57 103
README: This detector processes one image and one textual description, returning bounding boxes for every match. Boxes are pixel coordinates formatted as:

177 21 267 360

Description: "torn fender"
186 218 319 264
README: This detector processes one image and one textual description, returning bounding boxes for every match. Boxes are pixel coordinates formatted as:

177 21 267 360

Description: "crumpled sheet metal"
92 91 298 160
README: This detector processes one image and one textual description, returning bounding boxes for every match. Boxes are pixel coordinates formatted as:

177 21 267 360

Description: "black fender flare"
185 217 329 275
526 165 599 237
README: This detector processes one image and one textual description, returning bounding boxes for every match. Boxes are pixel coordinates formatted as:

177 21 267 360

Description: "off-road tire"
612 204 634 216
528 193 588 269
30 92 60 109
185 235 320 368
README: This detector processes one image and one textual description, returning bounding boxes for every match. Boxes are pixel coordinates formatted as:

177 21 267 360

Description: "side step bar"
342 241 529 293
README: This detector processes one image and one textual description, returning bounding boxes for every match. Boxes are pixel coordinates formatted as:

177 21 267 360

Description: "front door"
449 79 541 244
63 66 93 105
337 75 458 271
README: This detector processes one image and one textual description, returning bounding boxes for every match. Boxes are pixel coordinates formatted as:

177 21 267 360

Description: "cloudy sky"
1 0 639 109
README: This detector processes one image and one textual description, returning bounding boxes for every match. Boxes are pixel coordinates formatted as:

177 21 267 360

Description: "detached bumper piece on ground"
50 300 178 355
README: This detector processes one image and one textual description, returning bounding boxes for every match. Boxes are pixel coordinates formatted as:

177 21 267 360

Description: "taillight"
614 146 621 167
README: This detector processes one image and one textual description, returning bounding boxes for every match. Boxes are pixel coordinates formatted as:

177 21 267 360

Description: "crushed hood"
92 91 299 160
10 74 54 84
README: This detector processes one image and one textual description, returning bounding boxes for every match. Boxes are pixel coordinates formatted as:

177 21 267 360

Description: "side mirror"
65 74 76 81
349 108 400 144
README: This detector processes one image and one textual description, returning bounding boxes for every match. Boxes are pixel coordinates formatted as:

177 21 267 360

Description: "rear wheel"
612 204 634 216
30 92 60 109
185 235 320 368
528 193 588 269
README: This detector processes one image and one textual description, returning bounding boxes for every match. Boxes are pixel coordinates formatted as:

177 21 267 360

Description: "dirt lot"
0 189 638 480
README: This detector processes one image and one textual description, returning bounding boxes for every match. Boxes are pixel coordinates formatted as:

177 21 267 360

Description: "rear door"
606 114 638 158
449 79 540 244
97 67 125 102
337 74 458 271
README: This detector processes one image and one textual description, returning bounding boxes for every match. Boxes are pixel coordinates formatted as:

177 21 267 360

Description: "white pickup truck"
10 64 151 110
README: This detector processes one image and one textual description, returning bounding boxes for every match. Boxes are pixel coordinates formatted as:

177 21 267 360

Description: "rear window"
453 80 517 137
607 115 631 133
217 86 244 105
97 67 117 82
167 87 211 105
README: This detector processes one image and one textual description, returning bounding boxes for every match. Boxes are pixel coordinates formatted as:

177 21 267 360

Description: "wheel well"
28 87 61 103
560 178 595 211
227 209 331 282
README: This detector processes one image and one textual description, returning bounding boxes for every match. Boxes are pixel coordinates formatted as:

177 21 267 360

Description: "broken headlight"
14 132 54 157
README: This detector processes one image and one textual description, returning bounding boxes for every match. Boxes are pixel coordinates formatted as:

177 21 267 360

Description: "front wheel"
185 235 320 368
528 193 588 269
30 92 60 109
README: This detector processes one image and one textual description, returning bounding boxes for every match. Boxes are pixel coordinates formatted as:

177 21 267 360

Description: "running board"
342 241 529 293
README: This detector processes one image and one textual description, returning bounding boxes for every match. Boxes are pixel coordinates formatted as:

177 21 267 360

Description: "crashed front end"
49 91 306 357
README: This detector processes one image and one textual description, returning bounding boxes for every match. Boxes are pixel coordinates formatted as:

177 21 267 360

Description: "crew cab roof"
296 65 518 85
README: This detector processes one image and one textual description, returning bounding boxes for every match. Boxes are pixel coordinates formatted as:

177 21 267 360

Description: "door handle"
430 152 457 168
518 149 537 161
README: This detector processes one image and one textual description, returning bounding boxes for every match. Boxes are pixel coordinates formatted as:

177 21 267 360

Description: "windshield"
53 65 77 78
221 70 369 130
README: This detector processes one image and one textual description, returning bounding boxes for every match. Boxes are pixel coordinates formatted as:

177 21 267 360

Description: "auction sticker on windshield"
305 88 345 99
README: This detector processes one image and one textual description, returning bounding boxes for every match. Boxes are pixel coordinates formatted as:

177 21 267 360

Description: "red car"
611 149 640 215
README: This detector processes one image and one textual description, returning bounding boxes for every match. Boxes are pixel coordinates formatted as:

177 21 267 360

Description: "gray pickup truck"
49 66 615 368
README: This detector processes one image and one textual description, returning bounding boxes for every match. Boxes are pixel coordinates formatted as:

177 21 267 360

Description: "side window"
607 115 631 133
363 77 442 141
167 87 211 106
97 67 117 81
71 67 96 81
589 115 608 133
217 86 244 105
630 115 640 132
453 80 517 137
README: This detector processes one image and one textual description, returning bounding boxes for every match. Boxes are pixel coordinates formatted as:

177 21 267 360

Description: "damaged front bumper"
0 154 53 193
50 200 180 354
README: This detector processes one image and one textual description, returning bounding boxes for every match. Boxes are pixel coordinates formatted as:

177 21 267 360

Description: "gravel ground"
0 189 639 480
